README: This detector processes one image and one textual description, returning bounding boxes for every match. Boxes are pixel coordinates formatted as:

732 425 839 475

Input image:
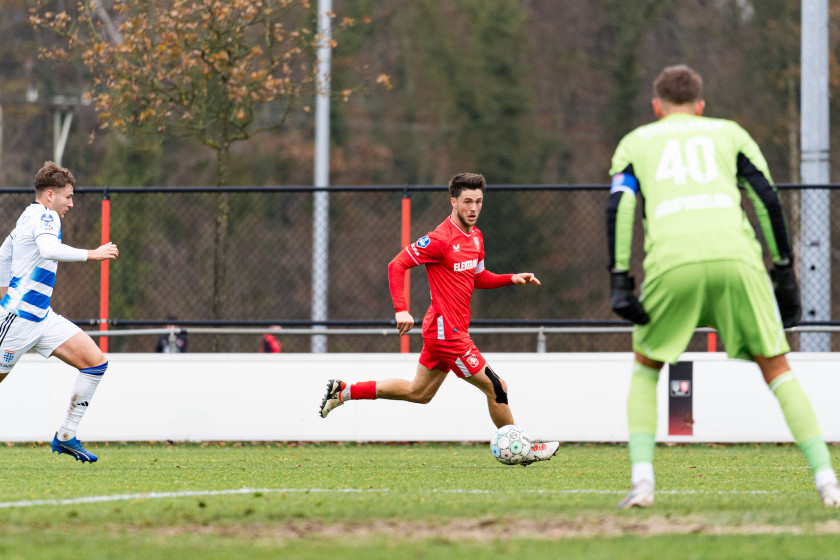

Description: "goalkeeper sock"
340 381 377 401
632 462 655 486
770 371 833 475
815 469 838 491
58 362 107 441
627 361 660 475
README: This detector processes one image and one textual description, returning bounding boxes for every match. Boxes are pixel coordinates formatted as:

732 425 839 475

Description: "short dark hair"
34 161 76 193
653 64 703 104
448 173 486 199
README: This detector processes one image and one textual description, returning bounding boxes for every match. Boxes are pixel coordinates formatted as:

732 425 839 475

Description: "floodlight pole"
800 0 830 351
53 106 73 168
0 90 87 170
311 0 332 353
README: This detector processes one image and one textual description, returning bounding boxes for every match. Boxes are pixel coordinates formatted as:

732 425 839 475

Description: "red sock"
350 381 377 400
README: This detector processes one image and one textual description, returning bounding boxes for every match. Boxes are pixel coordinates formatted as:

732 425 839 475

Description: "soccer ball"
490 424 531 465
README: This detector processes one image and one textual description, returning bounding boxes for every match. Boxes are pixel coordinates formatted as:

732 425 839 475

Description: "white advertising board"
0 352 837 443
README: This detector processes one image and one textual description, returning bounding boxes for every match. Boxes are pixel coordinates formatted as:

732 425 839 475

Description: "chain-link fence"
0 184 835 353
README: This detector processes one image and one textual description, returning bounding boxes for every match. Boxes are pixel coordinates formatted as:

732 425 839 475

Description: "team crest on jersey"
464 353 479 369
473 237 480 250
416 235 430 248
39 213 56 231
2 350 14 363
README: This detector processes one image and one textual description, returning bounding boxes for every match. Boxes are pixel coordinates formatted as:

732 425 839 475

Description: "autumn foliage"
31 0 378 335
30 0 373 184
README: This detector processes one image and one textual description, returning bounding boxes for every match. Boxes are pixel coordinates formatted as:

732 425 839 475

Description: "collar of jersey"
447 216 474 237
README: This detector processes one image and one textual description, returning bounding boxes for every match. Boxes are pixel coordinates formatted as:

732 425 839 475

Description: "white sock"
340 386 352 401
58 366 105 441
632 462 655 486
815 469 838 490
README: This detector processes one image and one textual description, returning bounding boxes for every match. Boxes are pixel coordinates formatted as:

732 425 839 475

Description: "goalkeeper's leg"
757 355 840 507
618 356 662 509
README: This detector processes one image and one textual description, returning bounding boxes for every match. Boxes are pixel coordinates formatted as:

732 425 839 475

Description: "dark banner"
668 361 694 436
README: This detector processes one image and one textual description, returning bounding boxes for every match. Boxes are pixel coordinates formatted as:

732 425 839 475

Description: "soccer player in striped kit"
320 173 559 465
0 162 118 463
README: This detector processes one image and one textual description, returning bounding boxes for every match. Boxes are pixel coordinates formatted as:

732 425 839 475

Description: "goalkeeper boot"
519 440 560 466
319 379 347 419
51 433 98 463
616 480 654 509
819 482 840 507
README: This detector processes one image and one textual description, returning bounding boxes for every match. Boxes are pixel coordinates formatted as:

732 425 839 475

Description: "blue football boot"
51 433 98 463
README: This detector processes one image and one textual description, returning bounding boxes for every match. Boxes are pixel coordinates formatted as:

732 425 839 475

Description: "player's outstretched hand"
88 242 119 261
395 310 415 335
512 272 541 286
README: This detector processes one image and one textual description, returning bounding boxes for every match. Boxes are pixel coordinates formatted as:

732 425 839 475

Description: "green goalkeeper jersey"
606 112 793 282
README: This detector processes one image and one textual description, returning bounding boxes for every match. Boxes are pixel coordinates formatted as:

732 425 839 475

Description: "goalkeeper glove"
771 262 801 328
610 270 650 325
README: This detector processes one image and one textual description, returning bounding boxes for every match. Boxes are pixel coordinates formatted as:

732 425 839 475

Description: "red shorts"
419 337 486 378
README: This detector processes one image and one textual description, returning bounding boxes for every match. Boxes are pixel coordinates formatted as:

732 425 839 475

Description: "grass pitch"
1 442 839 559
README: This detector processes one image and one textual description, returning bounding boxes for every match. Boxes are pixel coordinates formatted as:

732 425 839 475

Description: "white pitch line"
0 487 784 509
0 488 372 509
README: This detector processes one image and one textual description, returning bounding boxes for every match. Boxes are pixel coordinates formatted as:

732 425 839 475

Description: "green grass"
1 442 839 559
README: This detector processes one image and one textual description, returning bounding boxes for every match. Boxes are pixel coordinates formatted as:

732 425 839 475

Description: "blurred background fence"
0 184 836 353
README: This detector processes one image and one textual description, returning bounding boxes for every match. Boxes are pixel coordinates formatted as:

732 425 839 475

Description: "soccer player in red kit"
319 173 559 465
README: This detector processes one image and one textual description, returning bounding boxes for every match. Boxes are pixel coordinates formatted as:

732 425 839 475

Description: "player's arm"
606 165 638 273
388 249 419 335
0 233 12 298
473 234 535 288
389 233 445 334
474 268 514 289
35 234 118 262
736 134 800 327
606 162 649 324
473 269 539 288
736 145 792 265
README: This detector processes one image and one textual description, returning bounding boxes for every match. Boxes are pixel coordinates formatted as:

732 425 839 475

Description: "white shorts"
0 310 81 373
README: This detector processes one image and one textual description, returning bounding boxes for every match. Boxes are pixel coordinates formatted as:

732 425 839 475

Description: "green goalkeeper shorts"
633 260 790 363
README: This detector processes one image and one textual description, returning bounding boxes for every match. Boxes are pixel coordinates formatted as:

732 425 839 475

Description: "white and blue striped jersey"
0 203 84 322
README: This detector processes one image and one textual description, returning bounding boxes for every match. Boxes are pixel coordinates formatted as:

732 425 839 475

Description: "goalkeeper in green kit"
606 64 839 508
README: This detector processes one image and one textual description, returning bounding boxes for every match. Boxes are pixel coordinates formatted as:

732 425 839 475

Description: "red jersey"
388 216 512 341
